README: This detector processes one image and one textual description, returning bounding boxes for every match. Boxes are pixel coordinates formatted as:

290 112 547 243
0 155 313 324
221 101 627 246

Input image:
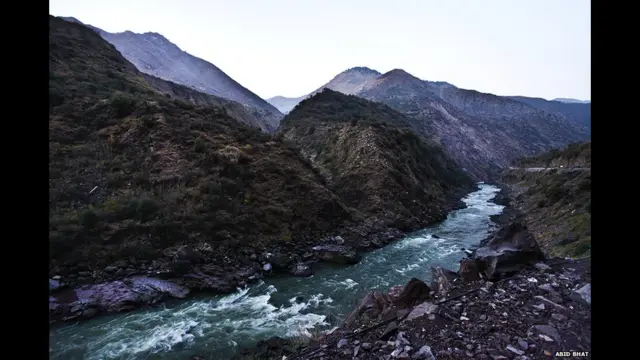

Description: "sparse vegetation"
504 142 591 258
278 89 474 231
514 141 591 168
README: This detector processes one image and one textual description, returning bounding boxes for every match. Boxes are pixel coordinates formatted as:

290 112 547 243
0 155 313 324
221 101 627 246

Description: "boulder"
570 283 591 306
312 245 361 264
289 263 313 277
49 279 63 292
387 285 404 302
395 278 431 309
430 265 453 297
403 302 438 322
379 321 398 340
412 345 436 360
269 252 295 270
473 221 543 279
344 290 393 325
528 325 561 343
459 258 481 281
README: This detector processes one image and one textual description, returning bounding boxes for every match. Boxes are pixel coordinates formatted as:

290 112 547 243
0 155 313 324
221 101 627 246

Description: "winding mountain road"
508 166 591 172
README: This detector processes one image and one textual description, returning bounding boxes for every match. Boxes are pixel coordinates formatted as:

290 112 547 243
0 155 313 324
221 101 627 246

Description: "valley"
49 11 591 360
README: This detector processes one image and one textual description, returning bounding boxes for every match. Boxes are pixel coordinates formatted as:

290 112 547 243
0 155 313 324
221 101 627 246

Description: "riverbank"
49 184 502 360
49 183 475 325
243 257 591 360
231 180 591 360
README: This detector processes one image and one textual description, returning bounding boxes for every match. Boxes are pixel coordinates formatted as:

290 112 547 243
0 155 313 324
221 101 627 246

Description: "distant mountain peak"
342 66 381 75
142 31 169 40
381 68 414 79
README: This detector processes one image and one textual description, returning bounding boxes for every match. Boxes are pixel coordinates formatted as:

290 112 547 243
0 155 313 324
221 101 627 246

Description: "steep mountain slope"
49 15 363 288
60 16 283 132
503 142 591 258
271 67 590 180
278 89 475 231
510 96 591 132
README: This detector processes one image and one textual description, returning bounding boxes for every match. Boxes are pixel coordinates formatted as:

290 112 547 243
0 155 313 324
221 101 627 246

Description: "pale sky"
50 0 590 101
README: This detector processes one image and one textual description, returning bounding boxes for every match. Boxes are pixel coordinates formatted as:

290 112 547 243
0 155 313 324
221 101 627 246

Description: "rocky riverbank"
244 257 590 360
49 185 471 325
231 197 591 360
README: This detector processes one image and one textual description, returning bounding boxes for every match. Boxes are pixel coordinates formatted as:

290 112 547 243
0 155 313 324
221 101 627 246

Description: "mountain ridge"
49 16 476 323
268 67 590 179
278 89 475 231
59 16 283 132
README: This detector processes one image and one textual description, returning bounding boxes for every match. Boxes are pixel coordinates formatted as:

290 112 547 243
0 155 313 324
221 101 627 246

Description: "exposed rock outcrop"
472 221 544 280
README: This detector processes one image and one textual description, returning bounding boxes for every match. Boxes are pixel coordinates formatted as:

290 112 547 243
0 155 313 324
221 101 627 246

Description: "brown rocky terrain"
49 16 472 323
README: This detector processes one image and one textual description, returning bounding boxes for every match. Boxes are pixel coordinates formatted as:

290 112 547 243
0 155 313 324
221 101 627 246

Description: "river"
49 183 503 360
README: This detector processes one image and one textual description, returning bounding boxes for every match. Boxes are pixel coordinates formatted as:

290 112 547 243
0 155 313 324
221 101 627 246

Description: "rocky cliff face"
278 89 475 232
269 67 590 181
60 16 283 132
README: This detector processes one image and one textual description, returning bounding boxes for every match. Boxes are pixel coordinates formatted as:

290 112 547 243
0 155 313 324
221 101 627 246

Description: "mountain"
266 67 382 114
49 15 361 290
509 96 591 132
60 16 283 132
310 66 382 95
49 17 479 323
266 95 307 114
552 98 590 104
271 67 590 180
278 89 474 231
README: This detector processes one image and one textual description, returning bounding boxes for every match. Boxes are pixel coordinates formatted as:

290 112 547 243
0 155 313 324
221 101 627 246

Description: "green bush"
110 91 137 118
194 137 206 153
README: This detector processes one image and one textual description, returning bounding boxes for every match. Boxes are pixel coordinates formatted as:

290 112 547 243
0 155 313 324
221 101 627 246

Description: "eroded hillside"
279 89 475 232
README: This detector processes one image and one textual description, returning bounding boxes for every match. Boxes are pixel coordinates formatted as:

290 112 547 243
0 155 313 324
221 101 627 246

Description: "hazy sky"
50 0 590 100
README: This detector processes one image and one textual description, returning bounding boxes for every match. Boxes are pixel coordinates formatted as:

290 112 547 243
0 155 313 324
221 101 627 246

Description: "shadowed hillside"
49 16 357 282
279 89 475 231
